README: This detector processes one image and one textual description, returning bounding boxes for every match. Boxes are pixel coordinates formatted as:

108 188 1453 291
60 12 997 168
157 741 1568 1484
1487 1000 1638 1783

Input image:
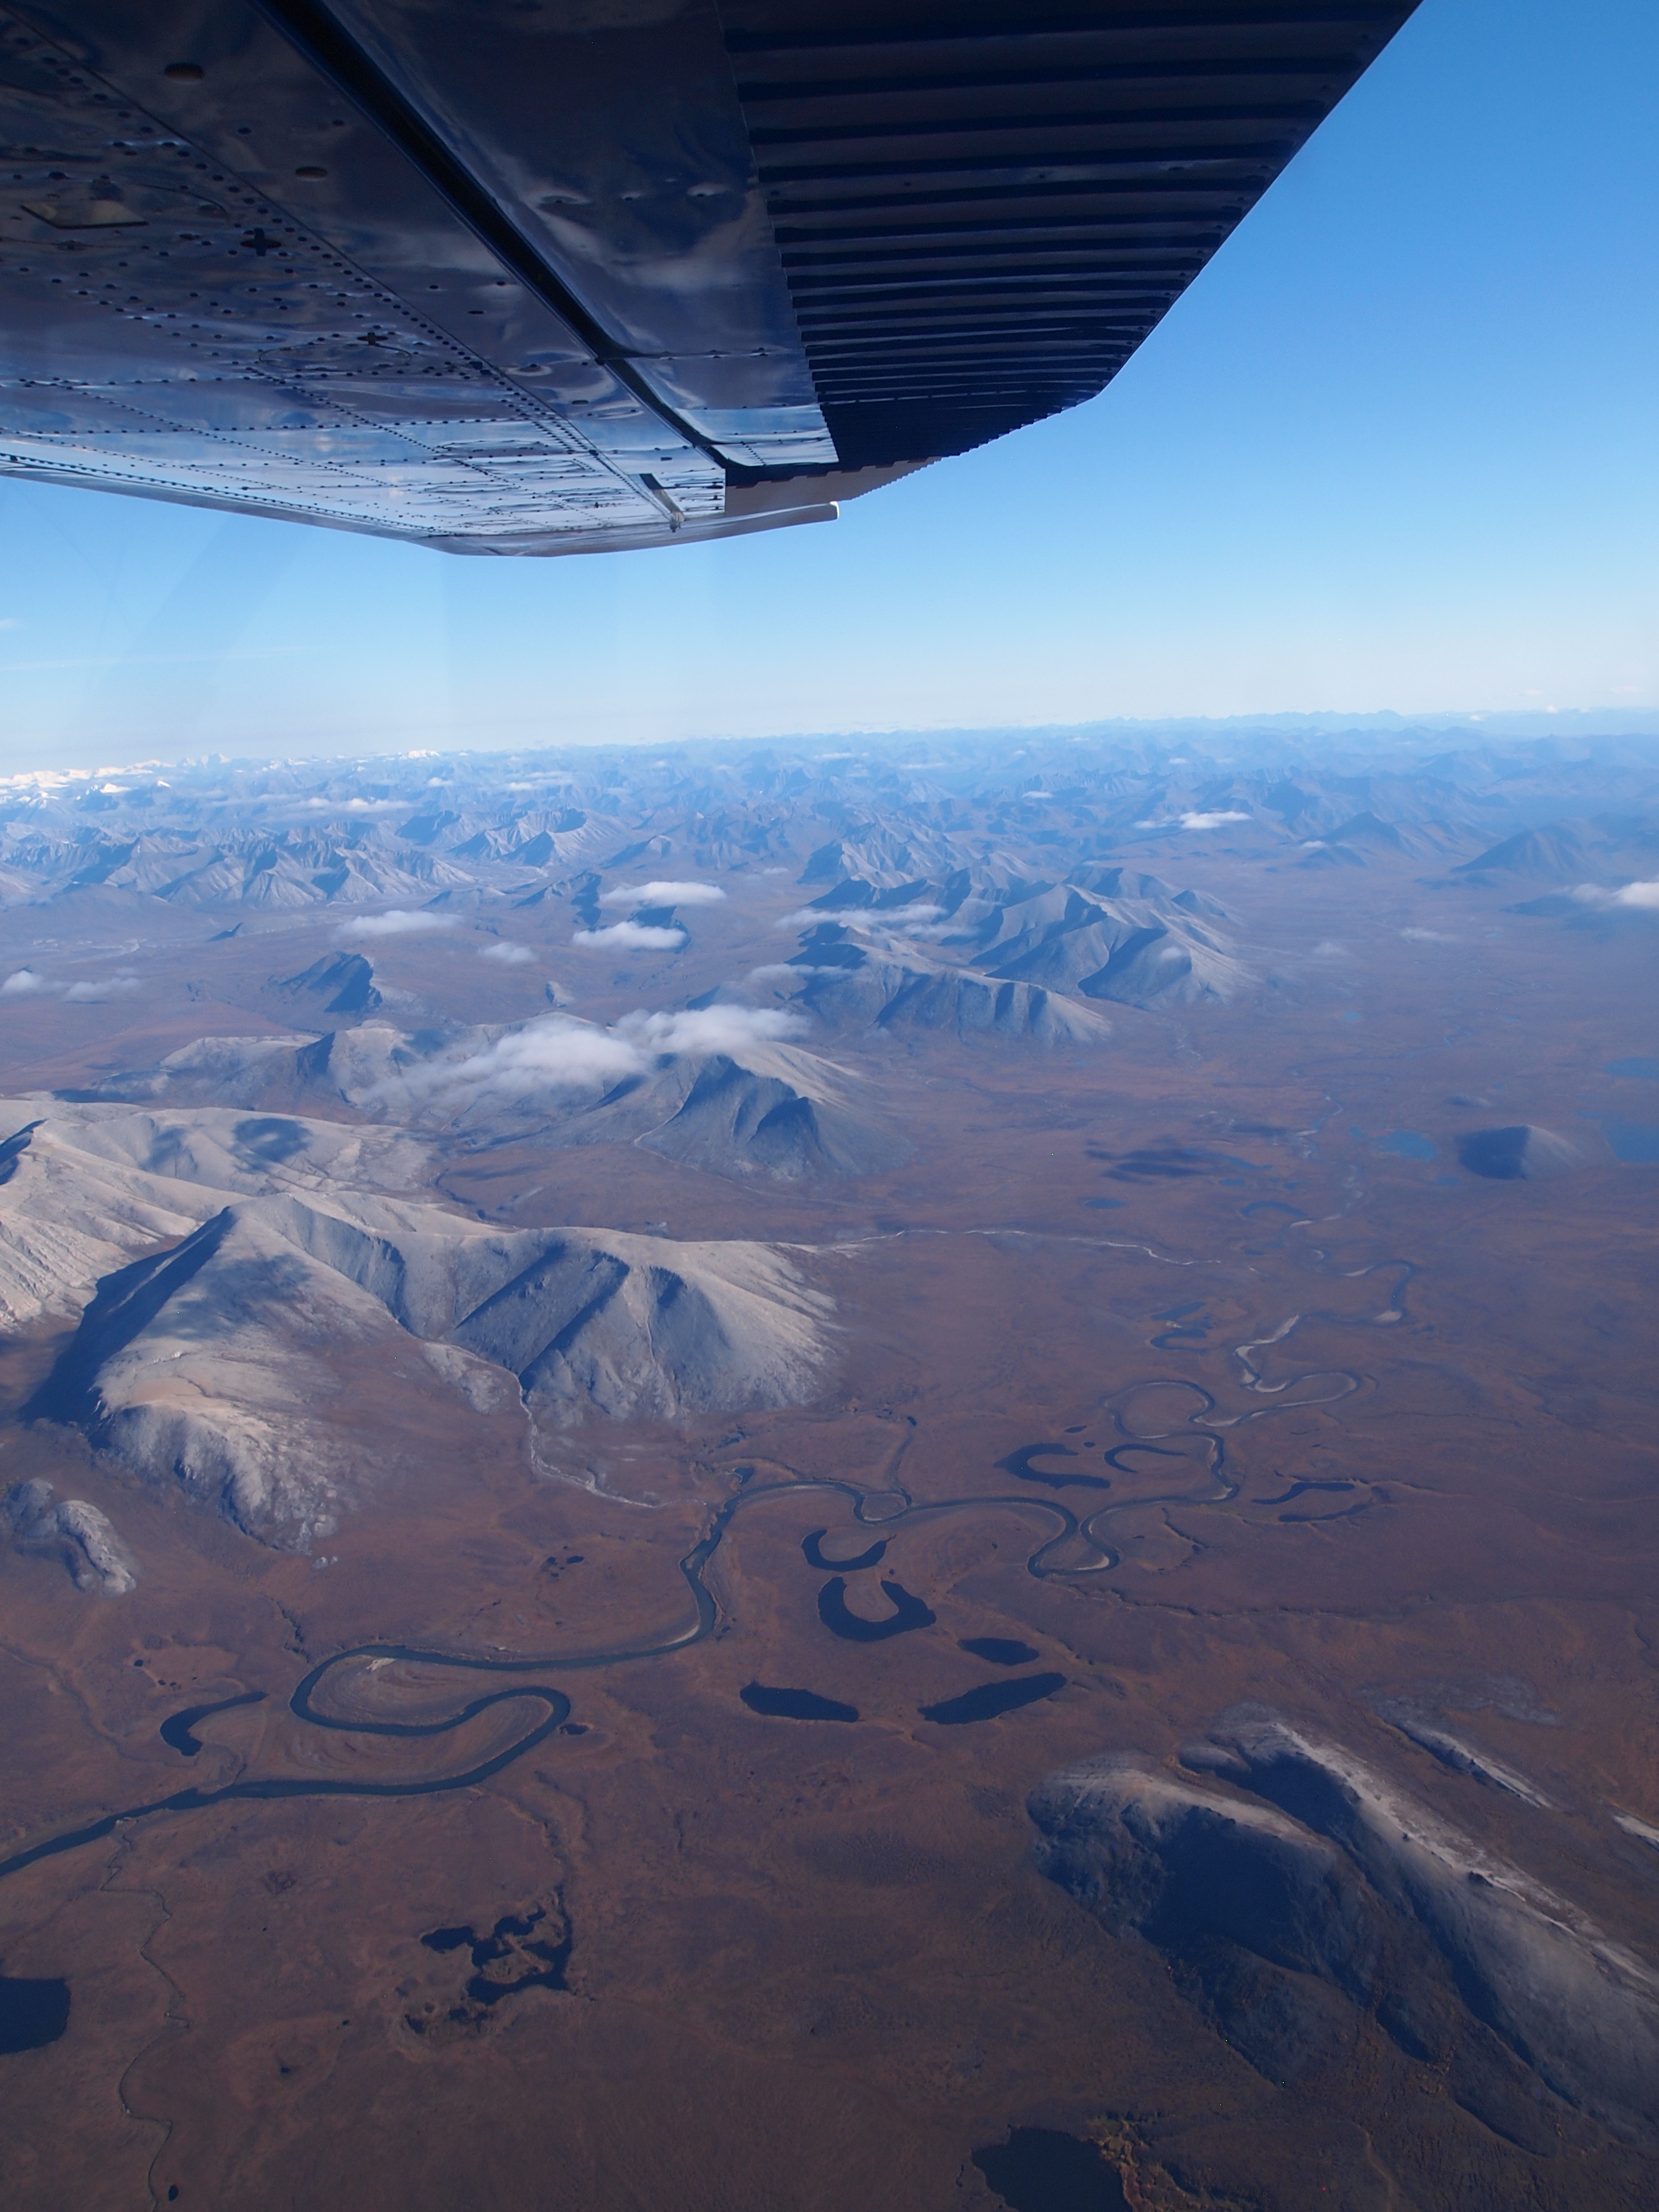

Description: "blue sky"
1 0 1655 768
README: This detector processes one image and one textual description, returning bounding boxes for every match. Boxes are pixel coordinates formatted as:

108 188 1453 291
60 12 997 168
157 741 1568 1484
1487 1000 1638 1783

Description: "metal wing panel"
307 0 838 467
0 0 737 545
0 1 1418 552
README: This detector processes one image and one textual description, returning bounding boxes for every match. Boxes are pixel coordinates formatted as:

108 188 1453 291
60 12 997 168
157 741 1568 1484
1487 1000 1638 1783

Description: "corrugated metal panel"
724 4 1418 466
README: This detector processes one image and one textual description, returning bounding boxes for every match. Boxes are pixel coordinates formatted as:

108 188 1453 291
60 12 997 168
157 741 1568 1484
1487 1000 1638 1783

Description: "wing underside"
0 2 1417 554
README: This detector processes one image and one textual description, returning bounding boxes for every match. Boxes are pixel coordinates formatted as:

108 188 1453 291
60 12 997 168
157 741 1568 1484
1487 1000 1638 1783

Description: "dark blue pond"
1376 1130 1436 1160
160 1690 266 1757
921 1673 1065 1725
741 1683 859 1722
0 1974 70 2053
410 1905 571 2032
973 2128 1128 2210
958 1638 1039 1667
817 1578 936 1643
801 1528 887 1573
1597 1116 1659 1163
1259 1479 1358 1506
996 1443 1107 1492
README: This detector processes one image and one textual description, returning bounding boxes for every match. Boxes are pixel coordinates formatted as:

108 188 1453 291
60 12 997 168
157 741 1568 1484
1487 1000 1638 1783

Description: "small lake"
417 1905 571 2016
741 1683 859 1722
817 1577 936 1643
920 1673 1065 1726
0 1974 70 2053
1596 1117 1659 1164
973 2128 1128 2211
958 1638 1039 1667
1376 1130 1436 1160
801 1528 887 1573
160 1690 266 1757
996 1443 1107 1492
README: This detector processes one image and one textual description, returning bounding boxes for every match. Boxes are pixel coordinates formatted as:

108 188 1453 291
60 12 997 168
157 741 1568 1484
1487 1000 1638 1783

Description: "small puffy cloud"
391 1001 804 1115
859 902 943 928
1312 940 1348 959
1136 810 1249 831
861 903 946 939
402 1017 641 1108
754 960 859 981
573 921 687 950
65 974 140 1002
336 909 458 940
617 1006 806 1056
778 904 940 935
1401 927 1456 943
0 959 139 1000
479 940 534 964
1573 877 1659 911
599 879 725 909
298 796 407 815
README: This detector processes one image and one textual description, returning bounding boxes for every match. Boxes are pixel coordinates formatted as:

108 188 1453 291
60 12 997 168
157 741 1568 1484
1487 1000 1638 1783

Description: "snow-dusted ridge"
1 1102 837 1549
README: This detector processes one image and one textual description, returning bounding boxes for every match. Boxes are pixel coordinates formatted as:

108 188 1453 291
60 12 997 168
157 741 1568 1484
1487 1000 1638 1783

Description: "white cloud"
573 921 687 950
65 974 141 1002
862 902 943 927
1135 810 1249 831
336 909 459 939
1610 878 1659 910
598 879 725 909
402 1017 642 1107
1569 878 1659 911
1401 926 1457 942
1312 940 1348 958
479 941 534 964
1 967 47 995
617 1006 806 1056
300 797 407 815
780 902 941 934
856 902 945 938
392 1001 805 1114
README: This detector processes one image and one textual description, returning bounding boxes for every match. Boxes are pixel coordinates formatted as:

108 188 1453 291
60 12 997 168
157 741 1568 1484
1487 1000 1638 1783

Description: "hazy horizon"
4 705 1658 786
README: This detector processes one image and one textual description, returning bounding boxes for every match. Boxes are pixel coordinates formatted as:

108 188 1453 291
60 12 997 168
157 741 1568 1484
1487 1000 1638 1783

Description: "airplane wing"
0 3 1418 555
